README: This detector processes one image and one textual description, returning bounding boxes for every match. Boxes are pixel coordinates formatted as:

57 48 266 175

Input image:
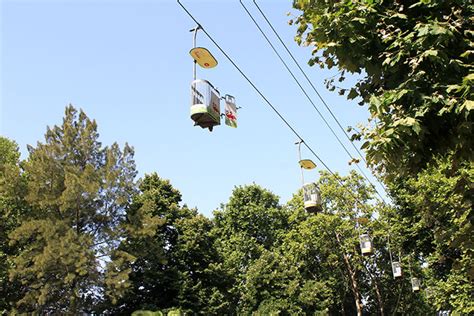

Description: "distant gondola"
296 143 322 213
392 261 402 278
411 277 421 292
359 233 374 256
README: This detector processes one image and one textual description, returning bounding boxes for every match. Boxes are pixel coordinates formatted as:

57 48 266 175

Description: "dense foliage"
293 0 473 176
2 106 137 313
292 0 473 313
0 106 439 314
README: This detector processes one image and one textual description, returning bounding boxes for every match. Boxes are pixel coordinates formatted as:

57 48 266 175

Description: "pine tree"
8 105 137 313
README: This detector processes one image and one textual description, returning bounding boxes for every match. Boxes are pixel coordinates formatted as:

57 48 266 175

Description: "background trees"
293 0 473 312
109 173 223 315
2 63 470 314
0 106 437 314
211 184 289 314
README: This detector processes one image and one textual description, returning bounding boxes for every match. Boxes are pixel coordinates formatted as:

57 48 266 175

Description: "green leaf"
393 13 407 19
417 24 430 37
423 49 438 58
430 24 449 36
446 85 461 93
459 50 473 58
347 88 359 100
463 73 474 82
462 100 474 111
325 42 338 47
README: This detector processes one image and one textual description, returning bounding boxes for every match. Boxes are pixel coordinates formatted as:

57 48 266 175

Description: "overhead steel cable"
253 0 391 199
239 0 387 203
253 0 369 165
176 0 381 209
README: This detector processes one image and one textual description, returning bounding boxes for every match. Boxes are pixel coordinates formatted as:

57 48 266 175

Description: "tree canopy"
292 0 473 313
293 0 473 177
4 106 137 313
0 107 437 313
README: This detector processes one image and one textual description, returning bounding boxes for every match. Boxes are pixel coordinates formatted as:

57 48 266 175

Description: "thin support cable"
296 140 305 186
177 0 375 211
253 0 367 164
253 0 391 200
388 234 393 266
191 25 200 80
239 0 384 202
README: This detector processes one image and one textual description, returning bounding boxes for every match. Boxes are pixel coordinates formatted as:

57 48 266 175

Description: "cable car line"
252 0 391 203
239 0 387 204
177 0 380 209
179 5 428 285
253 0 369 165
253 0 392 203
178 1 302 144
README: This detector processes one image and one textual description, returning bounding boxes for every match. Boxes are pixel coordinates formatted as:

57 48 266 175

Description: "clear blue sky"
1 0 384 217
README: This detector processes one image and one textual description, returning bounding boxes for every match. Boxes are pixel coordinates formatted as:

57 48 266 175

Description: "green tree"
250 171 375 315
238 172 433 315
389 155 473 313
293 1 473 312
7 106 137 313
0 137 28 312
293 0 473 176
110 173 224 315
211 184 288 314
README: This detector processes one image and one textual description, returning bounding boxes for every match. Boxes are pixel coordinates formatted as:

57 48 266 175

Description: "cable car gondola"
392 261 402 278
302 182 322 212
387 235 402 278
188 26 237 132
190 79 221 131
188 26 220 131
411 277 421 292
359 233 374 256
296 142 322 213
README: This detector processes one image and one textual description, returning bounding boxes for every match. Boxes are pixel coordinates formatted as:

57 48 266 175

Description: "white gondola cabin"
411 277 421 292
392 261 402 278
190 79 221 131
359 233 373 256
303 183 322 213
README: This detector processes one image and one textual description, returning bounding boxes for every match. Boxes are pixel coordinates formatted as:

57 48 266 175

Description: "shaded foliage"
293 1 473 312
0 106 453 314
108 173 225 315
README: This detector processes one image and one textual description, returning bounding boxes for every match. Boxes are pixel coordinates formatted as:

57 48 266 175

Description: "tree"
240 248 333 315
293 1 473 312
8 105 137 313
293 0 473 176
238 172 433 315
280 172 380 315
389 155 473 313
0 137 27 312
109 173 224 315
211 184 289 314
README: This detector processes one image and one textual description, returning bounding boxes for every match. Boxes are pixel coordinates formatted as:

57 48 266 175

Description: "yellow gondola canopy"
190 47 218 69
353 217 369 225
299 159 316 170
